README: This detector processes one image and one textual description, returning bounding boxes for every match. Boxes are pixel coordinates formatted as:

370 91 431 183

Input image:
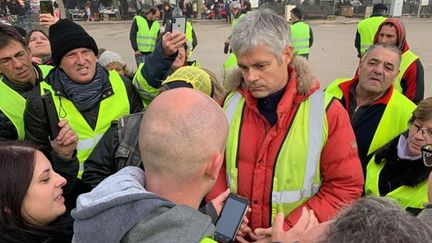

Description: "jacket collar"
338 76 393 110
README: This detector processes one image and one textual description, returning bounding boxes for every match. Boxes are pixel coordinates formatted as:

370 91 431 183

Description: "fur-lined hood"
224 55 319 96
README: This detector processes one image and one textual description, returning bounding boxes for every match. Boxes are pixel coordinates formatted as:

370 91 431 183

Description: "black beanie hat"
49 19 98 66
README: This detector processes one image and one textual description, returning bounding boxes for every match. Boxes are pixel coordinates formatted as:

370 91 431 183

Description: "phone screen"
171 16 187 34
215 196 248 240
40 0 54 14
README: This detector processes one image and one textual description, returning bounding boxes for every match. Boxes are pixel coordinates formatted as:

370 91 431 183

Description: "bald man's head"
139 88 229 181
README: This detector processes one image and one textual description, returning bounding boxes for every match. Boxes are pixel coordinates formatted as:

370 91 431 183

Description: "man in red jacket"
207 8 363 240
373 18 424 104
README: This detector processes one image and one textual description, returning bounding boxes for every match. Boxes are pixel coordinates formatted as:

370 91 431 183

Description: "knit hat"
162 66 213 97
373 3 388 13
97 50 125 67
49 19 98 65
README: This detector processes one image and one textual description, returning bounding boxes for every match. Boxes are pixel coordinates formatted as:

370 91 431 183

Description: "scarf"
397 134 422 160
58 63 106 111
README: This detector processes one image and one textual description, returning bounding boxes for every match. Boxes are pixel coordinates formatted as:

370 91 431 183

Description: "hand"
134 50 141 56
31 56 43 65
224 39 230 45
50 120 78 159
39 13 59 28
162 31 187 56
255 207 318 243
210 188 230 215
236 208 256 242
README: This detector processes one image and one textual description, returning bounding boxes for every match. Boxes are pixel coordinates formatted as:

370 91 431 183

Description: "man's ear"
283 45 293 64
205 152 224 181
26 47 33 59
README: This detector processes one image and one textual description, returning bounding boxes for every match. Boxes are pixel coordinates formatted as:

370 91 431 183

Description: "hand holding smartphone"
171 16 187 34
40 0 54 15
41 90 60 140
214 193 249 243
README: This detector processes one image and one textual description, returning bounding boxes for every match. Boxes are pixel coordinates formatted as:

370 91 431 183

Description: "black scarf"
57 63 106 111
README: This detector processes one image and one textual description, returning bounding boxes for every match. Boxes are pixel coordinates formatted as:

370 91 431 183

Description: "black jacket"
83 113 143 188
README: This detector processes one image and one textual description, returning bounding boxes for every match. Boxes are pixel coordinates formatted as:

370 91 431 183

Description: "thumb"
272 212 285 231
254 226 272 236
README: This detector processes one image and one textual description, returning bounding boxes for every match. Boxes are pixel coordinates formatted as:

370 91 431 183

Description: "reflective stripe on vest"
223 90 330 220
40 71 130 177
186 21 194 58
357 16 386 55
365 156 428 209
325 78 416 155
0 78 26 140
290 22 310 55
135 16 160 52
393 50 419 94
0 65 53 140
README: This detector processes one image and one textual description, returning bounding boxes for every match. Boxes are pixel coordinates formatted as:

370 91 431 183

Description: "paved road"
82 17 432 96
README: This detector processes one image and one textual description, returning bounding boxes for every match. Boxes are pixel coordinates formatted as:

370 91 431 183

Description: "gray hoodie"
72 166 215 243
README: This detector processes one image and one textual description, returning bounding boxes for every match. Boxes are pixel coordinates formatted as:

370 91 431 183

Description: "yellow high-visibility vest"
135 16 160 52
290 21 311 55
0 65 53 140
40 71 130 177
357 16 386 55
365 155 428 210
393 50 419 94
223 90 331 221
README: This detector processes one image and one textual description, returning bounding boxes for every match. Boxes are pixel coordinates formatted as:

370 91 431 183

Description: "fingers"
235 236 249 243
291 207 310 231
254 226 272 237
305 210 318 231
238 221 252 237
31 57 42 64
55 120 77 145
162 32 187 56
214 188 230 203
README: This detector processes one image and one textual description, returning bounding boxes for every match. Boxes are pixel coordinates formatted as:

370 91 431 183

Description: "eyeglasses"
421 144 432 167
409 122 432 140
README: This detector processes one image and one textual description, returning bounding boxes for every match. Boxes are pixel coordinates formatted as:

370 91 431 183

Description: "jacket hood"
225 55 318 95
71 166 175 243
373 18 409 52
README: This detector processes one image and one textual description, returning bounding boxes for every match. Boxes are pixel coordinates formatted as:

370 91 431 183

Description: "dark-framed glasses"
410 122 432 140
421 144 432 167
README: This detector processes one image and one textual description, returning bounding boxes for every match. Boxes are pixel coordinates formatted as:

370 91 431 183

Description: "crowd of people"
0 1 432 242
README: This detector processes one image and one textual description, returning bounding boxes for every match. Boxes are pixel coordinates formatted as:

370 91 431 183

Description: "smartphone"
41 90 60 140
40 0 54 15
422 144 432 167
171 16 187 34
214 193 249 243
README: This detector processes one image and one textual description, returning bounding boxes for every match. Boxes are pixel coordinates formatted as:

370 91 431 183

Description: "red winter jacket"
207 57 364 230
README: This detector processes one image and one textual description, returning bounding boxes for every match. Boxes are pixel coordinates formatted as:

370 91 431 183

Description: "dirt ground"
81 17 432 96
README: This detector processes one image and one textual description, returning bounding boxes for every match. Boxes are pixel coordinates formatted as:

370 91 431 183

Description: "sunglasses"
421 144 432 167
